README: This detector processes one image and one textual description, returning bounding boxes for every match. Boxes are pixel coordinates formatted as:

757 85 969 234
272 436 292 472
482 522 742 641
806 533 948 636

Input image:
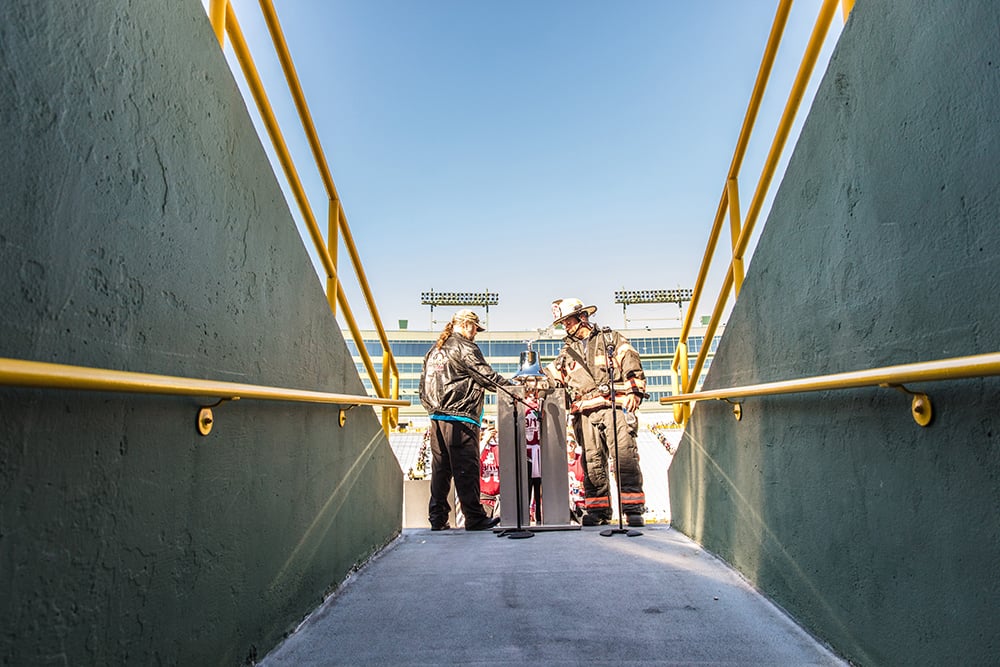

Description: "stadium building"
347 323 723 424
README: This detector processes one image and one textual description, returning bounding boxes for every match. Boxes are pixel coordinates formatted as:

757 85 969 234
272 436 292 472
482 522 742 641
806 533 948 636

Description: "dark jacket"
544 326 646 414
419 333 508 422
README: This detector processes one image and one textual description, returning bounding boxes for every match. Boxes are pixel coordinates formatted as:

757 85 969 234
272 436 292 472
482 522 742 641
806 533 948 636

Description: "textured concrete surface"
671 1 1000 665
0 0 401 663
262 526 845 666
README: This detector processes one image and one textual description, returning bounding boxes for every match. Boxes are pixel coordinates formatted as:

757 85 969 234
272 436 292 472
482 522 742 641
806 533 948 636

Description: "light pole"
613 288 694 328
420 290 500 329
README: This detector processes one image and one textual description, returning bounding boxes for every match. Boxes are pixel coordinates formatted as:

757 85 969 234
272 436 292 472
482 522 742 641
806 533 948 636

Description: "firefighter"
544 298 647 527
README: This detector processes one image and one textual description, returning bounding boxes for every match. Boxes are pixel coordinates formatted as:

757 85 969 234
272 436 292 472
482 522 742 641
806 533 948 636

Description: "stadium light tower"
421 290 500 329
614 288 694 328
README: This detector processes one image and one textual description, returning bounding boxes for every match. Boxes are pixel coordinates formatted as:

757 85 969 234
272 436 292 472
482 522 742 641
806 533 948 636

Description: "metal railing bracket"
197 397 239 436
197 407 214 435
881 383 933 427
339 404 357 427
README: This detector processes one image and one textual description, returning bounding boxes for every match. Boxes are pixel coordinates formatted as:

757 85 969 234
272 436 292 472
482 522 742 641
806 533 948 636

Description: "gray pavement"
261 524 846 666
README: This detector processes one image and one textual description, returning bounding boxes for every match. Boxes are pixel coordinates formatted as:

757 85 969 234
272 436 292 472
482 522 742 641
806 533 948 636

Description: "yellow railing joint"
326 198 341 318
726 177 745 297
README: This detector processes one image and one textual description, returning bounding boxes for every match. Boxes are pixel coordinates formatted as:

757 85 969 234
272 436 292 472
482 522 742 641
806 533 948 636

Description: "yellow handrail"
660 352 1000 427
672 0 850 414
0 357 407 406
208 1 401 432
0 357 409 435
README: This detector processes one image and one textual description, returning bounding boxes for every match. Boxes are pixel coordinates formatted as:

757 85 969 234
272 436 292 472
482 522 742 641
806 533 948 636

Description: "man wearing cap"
544 298 647 527
419 309 509 531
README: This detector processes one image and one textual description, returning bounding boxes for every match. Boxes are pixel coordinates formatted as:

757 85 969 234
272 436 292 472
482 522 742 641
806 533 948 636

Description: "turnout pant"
573 407 645 518
428 419 490 527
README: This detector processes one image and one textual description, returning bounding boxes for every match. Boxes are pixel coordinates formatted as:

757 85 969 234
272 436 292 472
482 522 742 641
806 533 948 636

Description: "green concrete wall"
0 1 401 664
669 1 1000 665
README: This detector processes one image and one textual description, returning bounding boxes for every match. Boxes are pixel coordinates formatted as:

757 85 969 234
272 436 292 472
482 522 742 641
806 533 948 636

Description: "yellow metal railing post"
327 198 341 317
390 368 400 430
381 350 395 433
691 269 735 391
673 341 691 425
727 177 745 298
209 0 227 47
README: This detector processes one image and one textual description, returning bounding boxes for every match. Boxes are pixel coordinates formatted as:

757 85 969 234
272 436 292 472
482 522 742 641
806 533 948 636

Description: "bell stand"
496 385 534 539
466 361 535 539
483 350 580 539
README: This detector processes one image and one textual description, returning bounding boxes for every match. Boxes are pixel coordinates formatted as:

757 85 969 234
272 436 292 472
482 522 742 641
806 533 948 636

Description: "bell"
513 350 545 381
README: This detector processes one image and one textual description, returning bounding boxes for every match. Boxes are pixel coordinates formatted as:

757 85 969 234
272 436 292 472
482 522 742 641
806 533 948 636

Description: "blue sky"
215 1 844 333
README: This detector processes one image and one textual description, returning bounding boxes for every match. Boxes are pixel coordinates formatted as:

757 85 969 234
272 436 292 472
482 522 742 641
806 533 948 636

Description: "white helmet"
551 298 597 327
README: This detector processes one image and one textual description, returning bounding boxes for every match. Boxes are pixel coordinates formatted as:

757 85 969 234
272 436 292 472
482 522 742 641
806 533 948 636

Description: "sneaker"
626 514 645 528
465 516 501 531
430 523 450 531
581 513 610 526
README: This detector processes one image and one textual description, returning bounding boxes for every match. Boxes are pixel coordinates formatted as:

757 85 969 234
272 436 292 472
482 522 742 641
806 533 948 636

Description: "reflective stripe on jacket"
544 327 646 414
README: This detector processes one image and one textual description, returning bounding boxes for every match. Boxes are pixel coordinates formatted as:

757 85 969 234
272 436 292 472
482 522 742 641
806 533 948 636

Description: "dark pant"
428 419 489 527
575 408 645 518
528 477 542 523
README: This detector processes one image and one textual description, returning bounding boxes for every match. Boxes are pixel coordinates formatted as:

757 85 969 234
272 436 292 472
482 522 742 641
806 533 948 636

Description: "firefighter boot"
581 513 610 526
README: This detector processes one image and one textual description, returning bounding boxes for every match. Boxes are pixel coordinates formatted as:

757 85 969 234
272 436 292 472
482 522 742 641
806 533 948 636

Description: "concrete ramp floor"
262 525 845 666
